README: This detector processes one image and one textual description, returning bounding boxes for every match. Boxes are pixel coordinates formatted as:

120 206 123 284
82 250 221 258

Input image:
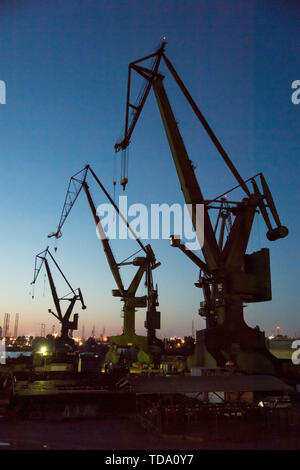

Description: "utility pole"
3 313 10 338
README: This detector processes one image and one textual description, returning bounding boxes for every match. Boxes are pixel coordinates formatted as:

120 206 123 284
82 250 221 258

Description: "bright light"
40 346 47 355
258 401 264 408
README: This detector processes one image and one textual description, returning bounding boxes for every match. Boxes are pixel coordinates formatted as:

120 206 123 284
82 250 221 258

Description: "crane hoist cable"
118 247 144 266
113 153 117 203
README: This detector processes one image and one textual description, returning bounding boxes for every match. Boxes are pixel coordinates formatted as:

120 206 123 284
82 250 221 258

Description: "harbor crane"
48 165 161 355
114 42 295 378
31 247 86 344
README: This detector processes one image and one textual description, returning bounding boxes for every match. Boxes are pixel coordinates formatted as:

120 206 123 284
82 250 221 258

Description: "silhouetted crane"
31 248 86 344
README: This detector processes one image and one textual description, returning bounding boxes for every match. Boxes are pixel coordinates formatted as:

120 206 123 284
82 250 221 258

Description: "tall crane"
114 42 294 378
31 248 86 343
48 165 161 353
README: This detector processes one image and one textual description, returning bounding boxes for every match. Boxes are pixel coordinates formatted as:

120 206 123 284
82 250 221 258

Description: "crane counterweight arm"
251 179 273 231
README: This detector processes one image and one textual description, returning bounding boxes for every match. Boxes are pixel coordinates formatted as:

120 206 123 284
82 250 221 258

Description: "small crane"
31 248 86 344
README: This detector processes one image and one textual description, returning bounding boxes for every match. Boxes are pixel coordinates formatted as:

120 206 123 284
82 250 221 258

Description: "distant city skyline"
2 313 299 340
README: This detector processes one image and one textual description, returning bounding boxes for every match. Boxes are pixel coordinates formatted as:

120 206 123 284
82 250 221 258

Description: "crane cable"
113 154 117 222
113 153 117 201
120 148 129 191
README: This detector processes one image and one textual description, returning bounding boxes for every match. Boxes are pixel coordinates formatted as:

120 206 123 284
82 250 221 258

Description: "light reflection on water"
5 351 31 358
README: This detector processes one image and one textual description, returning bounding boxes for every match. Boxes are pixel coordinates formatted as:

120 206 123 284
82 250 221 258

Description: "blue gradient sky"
0 0 299 337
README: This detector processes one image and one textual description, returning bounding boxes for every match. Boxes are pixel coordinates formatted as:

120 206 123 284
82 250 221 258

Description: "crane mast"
115 44 292 377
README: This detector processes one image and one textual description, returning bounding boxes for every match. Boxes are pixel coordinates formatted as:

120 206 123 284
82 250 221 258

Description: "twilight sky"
0 0 299 338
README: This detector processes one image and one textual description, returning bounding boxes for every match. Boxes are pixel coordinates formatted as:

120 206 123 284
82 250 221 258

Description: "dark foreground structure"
0 399 300 450
0 365 300 450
